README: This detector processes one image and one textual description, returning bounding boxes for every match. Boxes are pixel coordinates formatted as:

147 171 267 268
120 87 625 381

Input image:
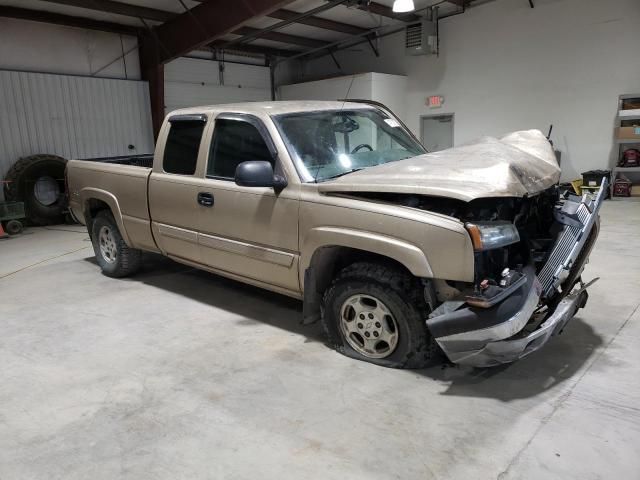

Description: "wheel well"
312 246 413 294
84 199 111 236
302 246 415 324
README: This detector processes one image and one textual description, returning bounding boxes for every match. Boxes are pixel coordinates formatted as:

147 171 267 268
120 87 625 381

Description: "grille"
538 186 605 298
406 23 423 49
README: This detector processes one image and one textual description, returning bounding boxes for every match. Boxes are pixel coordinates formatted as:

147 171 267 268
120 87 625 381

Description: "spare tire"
4 154 68 225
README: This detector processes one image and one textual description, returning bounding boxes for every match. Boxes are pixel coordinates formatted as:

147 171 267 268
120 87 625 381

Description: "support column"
139 33 165 140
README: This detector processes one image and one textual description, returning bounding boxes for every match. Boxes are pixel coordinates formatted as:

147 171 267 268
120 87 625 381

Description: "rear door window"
163 117 206 175
207 119 273 179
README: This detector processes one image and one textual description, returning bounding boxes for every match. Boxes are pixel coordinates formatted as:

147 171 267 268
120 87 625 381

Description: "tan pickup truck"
66 101 606 368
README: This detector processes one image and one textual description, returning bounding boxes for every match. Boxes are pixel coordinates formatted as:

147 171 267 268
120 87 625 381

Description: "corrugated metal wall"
0 69 154 198
165 57 270 114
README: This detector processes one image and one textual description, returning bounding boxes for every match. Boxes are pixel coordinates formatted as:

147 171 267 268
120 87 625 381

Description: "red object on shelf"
621 148 640 167
613 178 632 197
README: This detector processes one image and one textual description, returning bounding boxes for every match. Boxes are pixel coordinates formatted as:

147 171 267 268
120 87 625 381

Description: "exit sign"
427 95 444 108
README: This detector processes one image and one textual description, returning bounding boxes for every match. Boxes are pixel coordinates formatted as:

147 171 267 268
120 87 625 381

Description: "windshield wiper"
321 168 365 181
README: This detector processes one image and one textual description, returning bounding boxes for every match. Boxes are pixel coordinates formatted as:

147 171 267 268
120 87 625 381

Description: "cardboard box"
616 127 640 140
631 185 640 197
622 98 640 110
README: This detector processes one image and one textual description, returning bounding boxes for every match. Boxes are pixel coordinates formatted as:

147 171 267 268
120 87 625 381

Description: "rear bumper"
427 181 606 368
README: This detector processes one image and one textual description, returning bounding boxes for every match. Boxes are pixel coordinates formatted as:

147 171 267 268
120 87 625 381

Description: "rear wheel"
91 210 141 278
321 262 440 369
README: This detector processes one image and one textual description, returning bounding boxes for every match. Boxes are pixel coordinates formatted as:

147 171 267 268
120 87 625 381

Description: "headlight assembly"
465 222 520 251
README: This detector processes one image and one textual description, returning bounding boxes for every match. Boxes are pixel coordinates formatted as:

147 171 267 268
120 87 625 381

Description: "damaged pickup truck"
66 101 606 368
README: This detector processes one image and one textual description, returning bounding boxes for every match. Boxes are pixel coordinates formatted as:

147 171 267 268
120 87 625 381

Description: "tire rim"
98 226 117 264
339 294 399 359
33 176 60 206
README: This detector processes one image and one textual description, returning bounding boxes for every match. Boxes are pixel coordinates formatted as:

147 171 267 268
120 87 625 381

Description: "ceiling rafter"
209 40 300 58
268 8 367 35
191 0 370 35
230 27 329 49
0 5 143 36
37 0 173 22
141 0 297 65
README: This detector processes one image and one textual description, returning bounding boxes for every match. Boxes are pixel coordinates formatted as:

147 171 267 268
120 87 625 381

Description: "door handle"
197 192 214 207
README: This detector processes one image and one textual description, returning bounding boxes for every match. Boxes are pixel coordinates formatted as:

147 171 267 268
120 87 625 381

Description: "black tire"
321 262 440 369
4 154 68 226
5 220 23 235
91 210 141 278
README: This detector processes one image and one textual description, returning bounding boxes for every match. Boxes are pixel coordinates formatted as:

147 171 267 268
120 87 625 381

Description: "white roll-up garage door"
164 57 271 115
0 69 154 198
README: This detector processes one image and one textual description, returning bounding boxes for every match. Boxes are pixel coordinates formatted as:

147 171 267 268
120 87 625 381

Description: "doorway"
420 114 454 152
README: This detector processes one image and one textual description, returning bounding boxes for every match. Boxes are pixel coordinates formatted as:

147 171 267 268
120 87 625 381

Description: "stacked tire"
3 154 68 226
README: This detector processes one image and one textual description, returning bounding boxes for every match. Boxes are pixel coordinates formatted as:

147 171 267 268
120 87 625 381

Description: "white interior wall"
370 73 408 122
0 17 139 79
301 0 640 181
279 73 375 103
279 72 408 120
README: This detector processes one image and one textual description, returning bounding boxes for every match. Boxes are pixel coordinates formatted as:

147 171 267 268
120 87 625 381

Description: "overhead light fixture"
392 0 415 13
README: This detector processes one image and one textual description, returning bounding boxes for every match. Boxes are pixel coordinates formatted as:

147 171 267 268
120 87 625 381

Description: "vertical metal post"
269 59 276 101
139 34 165 139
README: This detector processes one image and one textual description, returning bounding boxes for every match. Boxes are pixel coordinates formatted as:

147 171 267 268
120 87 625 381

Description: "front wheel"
321 262 440 369
91 210 141 278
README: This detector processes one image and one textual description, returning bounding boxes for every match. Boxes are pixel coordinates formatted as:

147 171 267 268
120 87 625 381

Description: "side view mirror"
234 161 287 190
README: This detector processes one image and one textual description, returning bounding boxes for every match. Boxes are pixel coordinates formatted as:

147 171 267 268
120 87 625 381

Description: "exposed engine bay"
348 180 607 367
351 186 591 308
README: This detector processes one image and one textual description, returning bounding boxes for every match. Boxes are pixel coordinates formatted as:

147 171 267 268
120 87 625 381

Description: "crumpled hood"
318 129 561 202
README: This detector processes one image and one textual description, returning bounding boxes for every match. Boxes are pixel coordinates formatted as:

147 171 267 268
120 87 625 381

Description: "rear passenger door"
149 114 209 263
197 114 300 293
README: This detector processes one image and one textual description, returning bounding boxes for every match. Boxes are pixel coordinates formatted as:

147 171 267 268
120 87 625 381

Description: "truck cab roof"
167 100 375 118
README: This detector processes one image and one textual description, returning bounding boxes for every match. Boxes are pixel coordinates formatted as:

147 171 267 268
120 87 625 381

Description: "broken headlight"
465 221 520 251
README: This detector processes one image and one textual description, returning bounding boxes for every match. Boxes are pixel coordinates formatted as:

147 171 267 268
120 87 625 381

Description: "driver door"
196 114 300 293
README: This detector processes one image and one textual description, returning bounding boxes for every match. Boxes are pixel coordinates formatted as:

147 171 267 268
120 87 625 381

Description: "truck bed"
66 155 157 252
79 153 154 168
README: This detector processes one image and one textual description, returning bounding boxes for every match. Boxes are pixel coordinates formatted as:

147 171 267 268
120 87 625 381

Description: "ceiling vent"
405 15 438 56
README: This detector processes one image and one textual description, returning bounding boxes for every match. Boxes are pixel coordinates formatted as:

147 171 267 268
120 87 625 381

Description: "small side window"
208 119 273 179
163 118 206 175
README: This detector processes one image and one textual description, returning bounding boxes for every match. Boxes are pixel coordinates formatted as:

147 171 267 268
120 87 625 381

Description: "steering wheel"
351 144 373 153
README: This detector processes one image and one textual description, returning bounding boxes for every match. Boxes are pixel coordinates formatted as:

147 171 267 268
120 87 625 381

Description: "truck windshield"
274 109 426 183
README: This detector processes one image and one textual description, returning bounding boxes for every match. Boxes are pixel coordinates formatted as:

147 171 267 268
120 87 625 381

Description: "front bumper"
427 181 606 368
427 270 588 367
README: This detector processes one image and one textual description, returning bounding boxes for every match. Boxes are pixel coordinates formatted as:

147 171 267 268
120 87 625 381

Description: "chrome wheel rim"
98 225 117 264
339 294 399 359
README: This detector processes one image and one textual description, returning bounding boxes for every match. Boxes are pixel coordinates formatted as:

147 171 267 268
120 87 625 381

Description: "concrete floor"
1 201 639 480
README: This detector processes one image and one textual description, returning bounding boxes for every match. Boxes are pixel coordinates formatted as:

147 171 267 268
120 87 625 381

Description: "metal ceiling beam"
190 1 368 36
140 0 295 137
0 5 143 36
231 26 330 49
221 0 345 50
143 0 295 65
37 0 173 23
209 40 300 58
267 9 367 35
